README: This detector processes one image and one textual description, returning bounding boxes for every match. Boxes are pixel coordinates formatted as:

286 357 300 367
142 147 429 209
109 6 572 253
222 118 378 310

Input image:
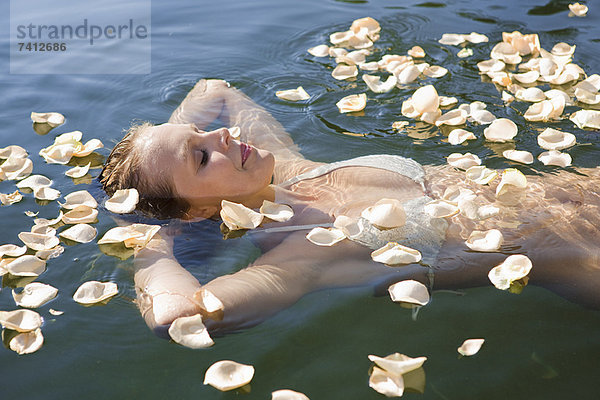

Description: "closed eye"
196 148 209 173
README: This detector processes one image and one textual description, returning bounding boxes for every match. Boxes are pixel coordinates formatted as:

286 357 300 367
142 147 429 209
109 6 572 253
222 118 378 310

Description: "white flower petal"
0 309 43 332
9 328 44 355
18 232 59 251
105 188 139 214
448 128 476 145
569 3 588 17
537 127 576 150
538 150 572 167
59 190 97 209
220 200 264 230
271 389 310 400
465 166 498 185
407 46 425 58
0 244 27 258
260 200 293 222
466 229 504 252
307 44 330 57
439 33 466 46
369 367 404 397
204 360 255 391
435 109 468 126
168 314 214 349
336 93 367 113
423 65 448 78
62 205 99 224
361 198 406 229
65 163 91 178
73 281 118 304
362 74 397 93
306 227 346 246
570 109 600 130
424 199 459 218
0 145 28 159
447 153 481 170
371 242 421 265
16 174 52 190
12 282 58 308
331 64 358 80
275 87 310 101
33 186 61 201
458 338 485 356
488 254 532 290
503 149 534 164
31 112 65 127
388 280 429 306
193 289 224 313
59 224 97 243
368 353 427 375
98 224 161 248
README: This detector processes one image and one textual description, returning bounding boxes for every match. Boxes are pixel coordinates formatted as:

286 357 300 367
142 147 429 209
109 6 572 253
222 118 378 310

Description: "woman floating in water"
100 79 600 337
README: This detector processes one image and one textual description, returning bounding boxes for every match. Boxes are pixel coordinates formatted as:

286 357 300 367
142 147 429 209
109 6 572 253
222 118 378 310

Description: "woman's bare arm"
168 79 303 161
133 231 203 335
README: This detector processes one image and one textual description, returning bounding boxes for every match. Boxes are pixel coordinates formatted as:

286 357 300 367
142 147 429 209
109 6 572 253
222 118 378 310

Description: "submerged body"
115 80 600 336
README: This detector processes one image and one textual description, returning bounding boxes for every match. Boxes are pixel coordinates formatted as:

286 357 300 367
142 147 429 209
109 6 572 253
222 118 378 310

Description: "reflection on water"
1 0 600 398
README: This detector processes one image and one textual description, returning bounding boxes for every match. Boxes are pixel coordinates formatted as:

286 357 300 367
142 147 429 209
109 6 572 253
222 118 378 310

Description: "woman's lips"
241 142 252 166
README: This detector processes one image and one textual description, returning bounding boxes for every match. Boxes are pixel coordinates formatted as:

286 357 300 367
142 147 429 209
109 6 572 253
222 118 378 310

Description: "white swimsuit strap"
278 155 425 188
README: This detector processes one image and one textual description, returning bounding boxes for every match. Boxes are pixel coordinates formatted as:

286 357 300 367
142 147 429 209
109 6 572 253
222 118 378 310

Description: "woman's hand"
168 79 230 129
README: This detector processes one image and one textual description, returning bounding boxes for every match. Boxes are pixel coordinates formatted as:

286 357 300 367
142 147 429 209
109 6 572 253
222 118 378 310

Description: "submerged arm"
168 79 303 161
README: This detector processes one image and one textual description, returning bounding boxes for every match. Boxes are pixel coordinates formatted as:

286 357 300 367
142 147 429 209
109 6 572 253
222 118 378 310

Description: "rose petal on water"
271 389 310 400
204 360 255 391
361 198 406 229
59 190 98 209
220 200 264 230
447 153 481 170
59 224 97 243
260 200 294 222
105 188 139 214
0 309 43 332
424 199 460 218
9 328 44 355
73 281 118 304
12 282 58 308
368 353 427 376
371 242 422 265
502 149 534 164
448 128 476 145
388 280 430 306
362 74 397 93
465 229 504 252
306 227 346 246
275 86 310 101
168 314 214 349
31 112 65 127
19 232 59 251
458 338 485 356
336 93 367 113
538 150 572 167
537 127 576 150
465 166 498 185
332 64 358 80
62 205 99 224
369 366 404 397
65 163 91 178
307 44 330 57
488 254 532 290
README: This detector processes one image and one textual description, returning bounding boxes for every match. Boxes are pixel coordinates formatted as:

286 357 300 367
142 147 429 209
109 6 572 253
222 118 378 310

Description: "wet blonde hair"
100 122 191 219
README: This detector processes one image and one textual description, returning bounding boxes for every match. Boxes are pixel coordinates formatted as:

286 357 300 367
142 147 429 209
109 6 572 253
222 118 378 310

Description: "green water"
1 0 600 398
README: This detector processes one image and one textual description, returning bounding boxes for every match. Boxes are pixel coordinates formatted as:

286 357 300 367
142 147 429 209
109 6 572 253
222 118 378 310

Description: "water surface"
1 0 599 398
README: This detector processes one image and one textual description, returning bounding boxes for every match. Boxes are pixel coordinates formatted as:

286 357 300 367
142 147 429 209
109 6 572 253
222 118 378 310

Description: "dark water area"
1 0 600 398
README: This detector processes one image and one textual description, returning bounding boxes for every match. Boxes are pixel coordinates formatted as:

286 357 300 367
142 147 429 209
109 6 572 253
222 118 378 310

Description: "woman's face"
138 123 275 214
